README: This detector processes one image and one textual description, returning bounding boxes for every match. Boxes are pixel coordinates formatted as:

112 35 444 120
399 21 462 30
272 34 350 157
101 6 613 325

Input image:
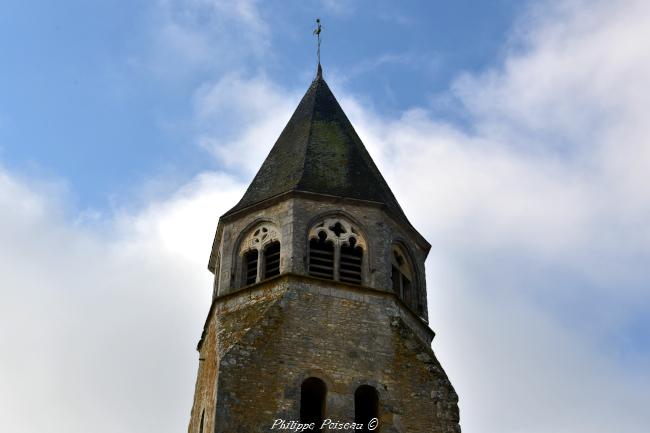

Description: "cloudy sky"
1 1 649 432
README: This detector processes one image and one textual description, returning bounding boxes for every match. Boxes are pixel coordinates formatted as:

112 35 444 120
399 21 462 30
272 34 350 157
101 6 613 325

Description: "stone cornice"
196 273 435 352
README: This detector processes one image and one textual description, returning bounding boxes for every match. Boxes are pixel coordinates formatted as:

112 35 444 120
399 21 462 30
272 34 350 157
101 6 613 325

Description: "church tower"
187 65 460 433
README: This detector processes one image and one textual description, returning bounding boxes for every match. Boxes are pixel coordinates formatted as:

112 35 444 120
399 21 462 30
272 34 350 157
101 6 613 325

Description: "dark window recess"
300 377 327 432
264 242 281 279
402 275 412 306
199 410 204 433
392 250 417 311
391 265 400 294
309 232 334 280
340 237 363 285
244 250 259 285
355 385 379 433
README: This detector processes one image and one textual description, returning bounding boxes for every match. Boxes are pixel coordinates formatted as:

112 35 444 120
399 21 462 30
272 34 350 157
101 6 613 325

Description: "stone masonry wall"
187 275 460 433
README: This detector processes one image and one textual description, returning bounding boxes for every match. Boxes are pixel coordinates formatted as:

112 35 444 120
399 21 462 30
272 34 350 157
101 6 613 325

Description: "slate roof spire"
223 65 411 227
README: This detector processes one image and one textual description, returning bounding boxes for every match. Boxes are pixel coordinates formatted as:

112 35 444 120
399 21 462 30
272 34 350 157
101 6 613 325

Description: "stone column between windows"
333 243 341 281
256 247 264 283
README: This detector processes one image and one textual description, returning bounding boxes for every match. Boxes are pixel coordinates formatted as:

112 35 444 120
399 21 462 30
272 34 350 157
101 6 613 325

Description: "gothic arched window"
391 245 420 313
308 218 366 285
239 223 281 286
354 385 379 433
300 377 327 432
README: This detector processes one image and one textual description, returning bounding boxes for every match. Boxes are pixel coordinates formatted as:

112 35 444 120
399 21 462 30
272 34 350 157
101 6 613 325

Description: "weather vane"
313 18 322 66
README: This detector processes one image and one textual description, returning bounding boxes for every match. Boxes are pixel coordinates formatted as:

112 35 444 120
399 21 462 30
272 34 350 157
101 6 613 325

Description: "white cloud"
193 74 299 175
320 0 358 16
331 1 650 430
140 0 270 80
306 0 650 430
333 65 650 430
0 167 245 433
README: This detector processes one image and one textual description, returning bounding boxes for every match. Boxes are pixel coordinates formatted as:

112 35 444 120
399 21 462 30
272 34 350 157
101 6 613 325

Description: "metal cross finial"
313 18 322 66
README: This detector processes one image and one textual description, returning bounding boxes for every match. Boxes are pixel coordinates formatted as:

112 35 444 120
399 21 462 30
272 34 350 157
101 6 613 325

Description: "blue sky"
1 0 524 210
1 1 650 433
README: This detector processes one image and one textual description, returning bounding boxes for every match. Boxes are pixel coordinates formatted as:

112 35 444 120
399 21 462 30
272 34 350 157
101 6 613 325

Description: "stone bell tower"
187 64 460 433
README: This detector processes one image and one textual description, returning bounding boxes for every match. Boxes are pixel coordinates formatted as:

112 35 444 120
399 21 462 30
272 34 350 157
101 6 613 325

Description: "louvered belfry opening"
339 237 363 284
264 241 281 278
244 249 259 285
309 231 335 280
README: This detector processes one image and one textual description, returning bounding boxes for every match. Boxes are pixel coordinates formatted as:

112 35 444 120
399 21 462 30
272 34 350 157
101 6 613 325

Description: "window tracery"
239 223 281 286
308 217 365 284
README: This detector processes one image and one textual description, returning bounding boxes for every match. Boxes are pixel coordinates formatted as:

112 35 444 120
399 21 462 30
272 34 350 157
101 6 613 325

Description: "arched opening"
307 218 367 284
308 231 335 280
340 237 363 285
354 385 379 433
391 246 417 311
237 222 281 288
243 249 259 285
300 377 327 432
198 409 204 433
263 241 281 278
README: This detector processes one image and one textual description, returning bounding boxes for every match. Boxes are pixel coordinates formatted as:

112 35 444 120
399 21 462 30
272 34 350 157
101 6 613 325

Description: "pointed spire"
316 62 323 80
223 72 411 229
